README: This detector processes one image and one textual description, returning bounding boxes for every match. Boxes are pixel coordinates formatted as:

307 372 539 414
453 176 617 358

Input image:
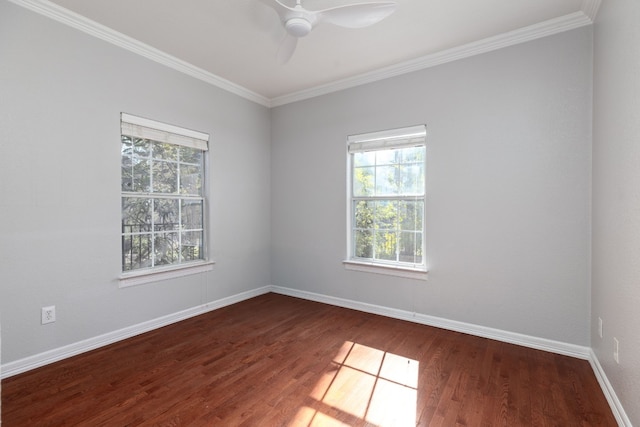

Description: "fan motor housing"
285 17 312 37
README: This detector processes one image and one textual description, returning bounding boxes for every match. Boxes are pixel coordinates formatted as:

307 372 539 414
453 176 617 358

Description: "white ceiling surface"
43 0 595 105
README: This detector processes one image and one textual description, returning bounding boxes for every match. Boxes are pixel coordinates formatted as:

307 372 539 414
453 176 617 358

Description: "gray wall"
592 1 640 424
271 27 593 345
0 2 271 363
1 1 636 421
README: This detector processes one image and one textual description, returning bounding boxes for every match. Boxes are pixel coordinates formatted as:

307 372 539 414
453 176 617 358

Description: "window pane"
181 200 203 230
375 200 398 230
399 201 423 231
131 158 151 192
376 149 400 166
132 138 150 157
401 146 424 163
180 146 202 164
121 155 133 191
375 165 399 196
181 231 203 262
354 200 374 230
154 232 179 266
122 198 152 233
180 164 202 195
154 199 179 231
355 229 373 258
400 164 424 194
375 230 397 261
153 161 178 193
354 152 375 167
154 142 178 161
122 233 152 271
399 231 422 264
354 167 374 197
121 136 133 157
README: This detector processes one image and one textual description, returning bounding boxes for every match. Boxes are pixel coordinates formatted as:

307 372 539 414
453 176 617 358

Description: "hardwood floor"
2 293 616 426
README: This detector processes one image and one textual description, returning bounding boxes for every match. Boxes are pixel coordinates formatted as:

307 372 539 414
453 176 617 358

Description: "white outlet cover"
598 317 603 338
41 305 56 324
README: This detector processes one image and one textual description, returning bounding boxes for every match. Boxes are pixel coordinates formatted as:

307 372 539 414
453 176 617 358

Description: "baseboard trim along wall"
589 349 632 427
0 286 272 379
270 286 630 426
0 285 630 425
270 286 591 360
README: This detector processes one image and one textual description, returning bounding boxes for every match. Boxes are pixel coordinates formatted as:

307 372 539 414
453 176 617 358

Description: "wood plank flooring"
2 293 617 426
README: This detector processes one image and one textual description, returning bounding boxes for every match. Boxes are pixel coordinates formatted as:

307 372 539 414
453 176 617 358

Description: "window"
346 125 427 277
120 113 210 281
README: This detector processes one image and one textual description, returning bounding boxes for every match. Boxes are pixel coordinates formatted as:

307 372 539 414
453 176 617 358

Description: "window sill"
343 260 428 281
119 261 215 288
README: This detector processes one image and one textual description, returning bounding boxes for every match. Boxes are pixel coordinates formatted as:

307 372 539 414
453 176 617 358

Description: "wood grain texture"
2 293 616 426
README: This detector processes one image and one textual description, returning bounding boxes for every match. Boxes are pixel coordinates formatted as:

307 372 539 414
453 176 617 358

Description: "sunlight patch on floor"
291 341 419 426
292 407 351 427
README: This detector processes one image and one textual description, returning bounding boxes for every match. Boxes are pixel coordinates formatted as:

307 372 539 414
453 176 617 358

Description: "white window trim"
119 260 215 288
343 259 428 280
346 124 427 274
120 112 211 281
121 113 209 150
347 125 427 152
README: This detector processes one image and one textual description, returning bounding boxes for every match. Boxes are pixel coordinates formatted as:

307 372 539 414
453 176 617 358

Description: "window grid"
351 197 423 265
348 130 426 270
121 135 206 272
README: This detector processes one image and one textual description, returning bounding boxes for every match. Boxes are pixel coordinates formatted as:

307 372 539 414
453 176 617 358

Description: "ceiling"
37 0 598 106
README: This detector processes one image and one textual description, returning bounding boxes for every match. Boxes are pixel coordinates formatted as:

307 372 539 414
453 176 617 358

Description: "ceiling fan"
260 0 397 63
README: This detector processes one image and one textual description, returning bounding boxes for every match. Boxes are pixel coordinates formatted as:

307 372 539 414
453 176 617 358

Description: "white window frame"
344 125 428 280
119 113 213 287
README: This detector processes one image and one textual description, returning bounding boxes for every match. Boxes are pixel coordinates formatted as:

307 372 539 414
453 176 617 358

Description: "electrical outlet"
41 306 56 324
613 337 619 364
598 317 603 338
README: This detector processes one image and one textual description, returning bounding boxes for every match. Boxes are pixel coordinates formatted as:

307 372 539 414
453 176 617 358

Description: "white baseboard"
0 286 271 379
589 349 632 427
271 286 591 359
272 285 632 426
1 284 631 426
0 285 592 377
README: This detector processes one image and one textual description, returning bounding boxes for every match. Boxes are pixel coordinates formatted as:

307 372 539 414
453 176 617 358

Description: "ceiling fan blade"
319 1 396 29
277 33 299 64
259 0 298 21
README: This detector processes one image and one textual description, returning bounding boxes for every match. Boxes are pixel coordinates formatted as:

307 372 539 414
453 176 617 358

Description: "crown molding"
9 0 598 109
270 9 595 106
581 0 601 22
7 0 271 108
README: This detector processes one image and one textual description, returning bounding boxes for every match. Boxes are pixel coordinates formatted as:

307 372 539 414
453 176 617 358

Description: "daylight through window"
120 113 209 273
347 125 426 271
